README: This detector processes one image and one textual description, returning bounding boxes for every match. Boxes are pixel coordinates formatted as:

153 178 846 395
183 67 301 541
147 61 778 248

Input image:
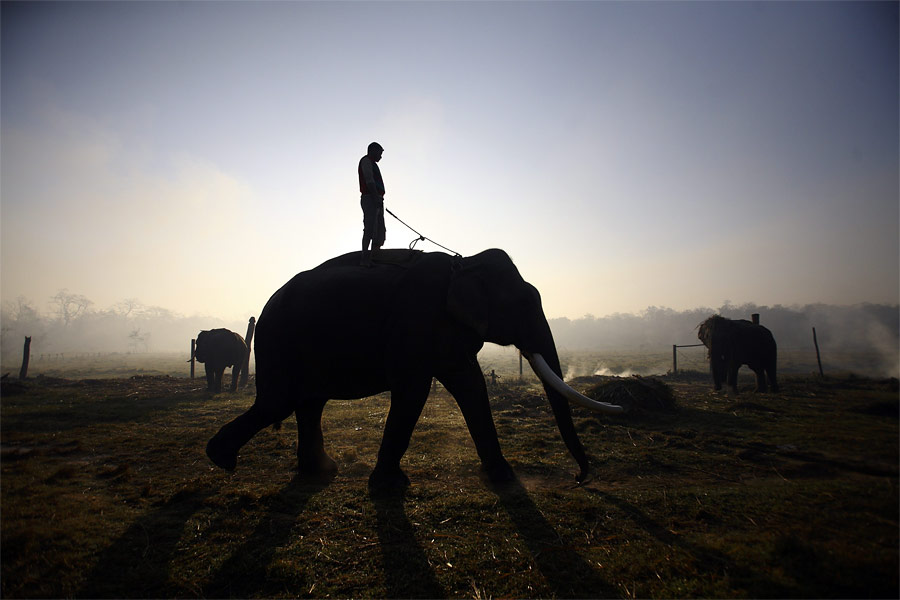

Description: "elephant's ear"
447 267 489 338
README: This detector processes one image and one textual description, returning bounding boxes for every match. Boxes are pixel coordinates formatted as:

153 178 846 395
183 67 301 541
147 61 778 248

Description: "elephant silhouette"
206 249 623 487
191 328 248 393
698 315 778 393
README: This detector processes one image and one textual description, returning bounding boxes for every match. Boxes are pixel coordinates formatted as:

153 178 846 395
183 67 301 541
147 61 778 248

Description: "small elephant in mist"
206 248 624 489
191 328 248 393
698 315 778 393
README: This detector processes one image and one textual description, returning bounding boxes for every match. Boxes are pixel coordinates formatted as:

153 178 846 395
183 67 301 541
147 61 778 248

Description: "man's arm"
360 157 383 197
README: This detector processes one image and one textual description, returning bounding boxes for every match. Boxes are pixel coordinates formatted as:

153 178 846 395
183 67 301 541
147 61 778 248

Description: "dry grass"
1 365 898 598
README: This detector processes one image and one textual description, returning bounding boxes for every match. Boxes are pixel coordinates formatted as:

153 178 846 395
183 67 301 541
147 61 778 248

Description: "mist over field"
2 294 896 378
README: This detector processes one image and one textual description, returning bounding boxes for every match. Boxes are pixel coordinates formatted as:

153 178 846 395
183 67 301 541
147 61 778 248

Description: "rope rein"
384 207 461 257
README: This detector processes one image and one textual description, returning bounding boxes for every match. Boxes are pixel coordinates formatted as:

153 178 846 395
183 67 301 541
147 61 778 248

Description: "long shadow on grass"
491 480 619 598
587 489 795 598
204 475 331 597
371 488 446 598
1 388 214 434
78 485 217 598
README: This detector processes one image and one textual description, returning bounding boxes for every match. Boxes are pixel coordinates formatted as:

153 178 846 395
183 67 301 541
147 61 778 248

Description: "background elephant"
698 315 778 393
206 248 622 487
192 328 248 393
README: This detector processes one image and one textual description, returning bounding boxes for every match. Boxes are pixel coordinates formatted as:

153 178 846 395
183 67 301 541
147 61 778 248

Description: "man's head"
367 142 384 162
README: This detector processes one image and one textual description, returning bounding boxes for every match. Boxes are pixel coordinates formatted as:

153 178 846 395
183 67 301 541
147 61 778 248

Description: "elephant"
698 315 778 393
205 248 623 488
191 328 248 393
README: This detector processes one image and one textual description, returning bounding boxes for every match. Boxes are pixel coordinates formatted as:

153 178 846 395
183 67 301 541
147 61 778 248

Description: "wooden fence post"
190 339 196 379
751 313 760 325
241 317 256 387
672 344 678 374
19 336 31 380
812 327 824 377
519 350 523 380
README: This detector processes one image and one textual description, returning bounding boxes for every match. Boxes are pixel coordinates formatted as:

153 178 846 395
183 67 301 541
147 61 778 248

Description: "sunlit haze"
2 1 898 323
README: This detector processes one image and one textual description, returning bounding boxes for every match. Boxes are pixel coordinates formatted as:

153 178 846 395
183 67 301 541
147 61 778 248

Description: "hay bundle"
581 376 676 413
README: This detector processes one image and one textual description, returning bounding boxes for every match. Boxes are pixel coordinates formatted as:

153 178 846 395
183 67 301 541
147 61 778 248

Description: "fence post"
812 327 824 377
241 316 256 387
751 313 760 325
19 336 31 380
190 339 196 379
672 344 678 374
519 350 523 380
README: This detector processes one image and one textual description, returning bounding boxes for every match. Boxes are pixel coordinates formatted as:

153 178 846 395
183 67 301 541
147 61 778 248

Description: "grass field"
1 358 897 598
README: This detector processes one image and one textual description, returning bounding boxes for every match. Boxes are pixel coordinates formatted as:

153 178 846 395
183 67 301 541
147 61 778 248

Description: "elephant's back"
254 255 427 355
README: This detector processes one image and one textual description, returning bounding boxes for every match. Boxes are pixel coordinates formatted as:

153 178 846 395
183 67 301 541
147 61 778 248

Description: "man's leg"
371 204 385 261
360 197 374 267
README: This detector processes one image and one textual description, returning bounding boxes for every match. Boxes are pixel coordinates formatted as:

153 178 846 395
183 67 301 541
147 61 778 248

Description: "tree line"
1 291 245 364
2 292 897 377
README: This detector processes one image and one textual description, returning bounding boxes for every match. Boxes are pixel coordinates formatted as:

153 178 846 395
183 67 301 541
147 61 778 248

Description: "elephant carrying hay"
698 315 778 393
206 248 624 488
191 328 248 393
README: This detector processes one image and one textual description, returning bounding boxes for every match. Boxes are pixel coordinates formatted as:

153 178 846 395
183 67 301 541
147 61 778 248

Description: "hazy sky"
2 0 898 322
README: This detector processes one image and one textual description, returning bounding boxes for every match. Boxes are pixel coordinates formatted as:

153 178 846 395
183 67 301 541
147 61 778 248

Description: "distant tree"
50 290 93 326
6 296 41 323
141 305 175 320
128 328 150 353
115 298 142 318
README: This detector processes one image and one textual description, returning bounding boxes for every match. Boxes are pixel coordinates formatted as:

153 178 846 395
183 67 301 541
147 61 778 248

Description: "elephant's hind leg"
767 365 779 393
206 398 294 471
752 367 768 393
229 365 241 392
296 397 337 479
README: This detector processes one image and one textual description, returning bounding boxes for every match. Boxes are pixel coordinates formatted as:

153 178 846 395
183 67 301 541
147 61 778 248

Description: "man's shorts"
361 195 386 247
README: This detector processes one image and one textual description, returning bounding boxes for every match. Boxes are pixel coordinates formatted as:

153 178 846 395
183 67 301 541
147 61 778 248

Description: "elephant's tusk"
527 353 626 414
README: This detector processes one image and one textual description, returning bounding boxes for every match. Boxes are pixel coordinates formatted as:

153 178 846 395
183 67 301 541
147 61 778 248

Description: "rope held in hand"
385 207 461 256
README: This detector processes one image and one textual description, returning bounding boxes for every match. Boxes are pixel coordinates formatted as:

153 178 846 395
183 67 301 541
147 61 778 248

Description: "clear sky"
2 0 898 322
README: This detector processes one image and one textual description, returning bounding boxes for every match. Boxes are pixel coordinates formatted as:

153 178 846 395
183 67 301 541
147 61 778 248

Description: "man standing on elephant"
359 141 386 267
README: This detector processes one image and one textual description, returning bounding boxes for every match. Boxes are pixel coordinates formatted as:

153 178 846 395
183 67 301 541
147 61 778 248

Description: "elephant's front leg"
369 377 433 489
727 363 740 393
215 367 226 393
204 364 216 392
296 397 337 479
440 363 514 483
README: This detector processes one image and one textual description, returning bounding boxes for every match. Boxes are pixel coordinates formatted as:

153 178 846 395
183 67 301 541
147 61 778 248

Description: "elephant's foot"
206 435 238 471
481 459 516 484
298 452 338 481
368 465 410 493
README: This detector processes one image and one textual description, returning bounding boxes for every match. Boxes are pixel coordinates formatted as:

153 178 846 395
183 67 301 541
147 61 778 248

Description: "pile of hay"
581 376 677 413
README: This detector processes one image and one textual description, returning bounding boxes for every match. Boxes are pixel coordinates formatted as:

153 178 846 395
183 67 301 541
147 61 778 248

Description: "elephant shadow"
370 488 446 598
586 489 795 598
78 486 217 598
204 475 332 597
491 479 619 598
